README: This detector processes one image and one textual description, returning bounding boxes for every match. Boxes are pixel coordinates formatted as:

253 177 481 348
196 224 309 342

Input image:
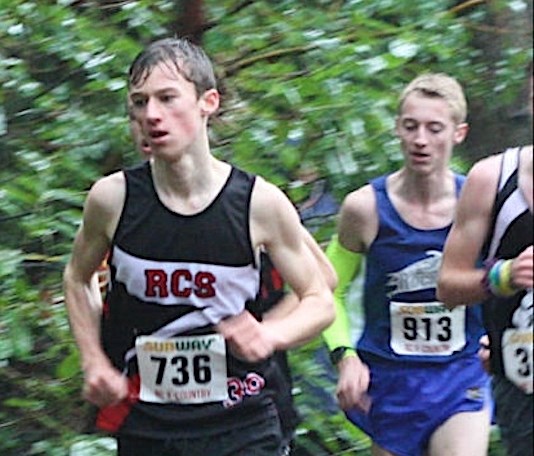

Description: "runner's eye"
131 98 147 108
402 121 417 132
160 94 176 103
428 123 444 134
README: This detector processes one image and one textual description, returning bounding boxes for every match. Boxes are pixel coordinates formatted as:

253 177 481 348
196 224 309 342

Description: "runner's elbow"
321 291 336 328
325 267 338 291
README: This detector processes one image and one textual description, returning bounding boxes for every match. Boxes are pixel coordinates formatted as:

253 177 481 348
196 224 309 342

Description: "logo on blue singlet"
386 250 442 298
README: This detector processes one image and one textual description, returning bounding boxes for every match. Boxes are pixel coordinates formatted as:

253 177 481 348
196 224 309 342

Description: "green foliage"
206 0 531 200
0 0 530 453
288 338 372 455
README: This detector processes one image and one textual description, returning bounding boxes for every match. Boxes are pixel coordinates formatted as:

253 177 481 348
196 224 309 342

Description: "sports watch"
329 346 356 365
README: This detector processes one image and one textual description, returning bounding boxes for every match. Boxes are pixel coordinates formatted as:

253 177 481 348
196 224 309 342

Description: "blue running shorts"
345 353 491 456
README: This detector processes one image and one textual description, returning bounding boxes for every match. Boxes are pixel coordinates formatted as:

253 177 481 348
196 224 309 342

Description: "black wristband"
329 346 355 365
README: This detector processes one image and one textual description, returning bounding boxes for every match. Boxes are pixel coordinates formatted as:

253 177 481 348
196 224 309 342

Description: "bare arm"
337 185 378 253
257 180 335 348
263 227 337 322
322 185 376 351
217 178 334 360
63 173 128 407
327 186 377 412
437 157 499 308
303 227 338 291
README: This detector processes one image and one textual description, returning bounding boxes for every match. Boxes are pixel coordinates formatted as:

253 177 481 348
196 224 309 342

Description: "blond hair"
399 73 467 124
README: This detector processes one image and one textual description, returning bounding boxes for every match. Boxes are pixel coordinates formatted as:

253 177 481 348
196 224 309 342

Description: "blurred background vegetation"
0 0 531 454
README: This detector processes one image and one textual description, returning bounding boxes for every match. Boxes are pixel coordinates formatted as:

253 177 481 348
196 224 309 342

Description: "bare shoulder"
250 176 301 248
466 153 501 185
460 154 502 202
251 175 289 206
340 184 376 220
83 171 126 238
520 145 533 174
87 172 125 209
456 154 502 220
250 176 296 221
338 184 377 252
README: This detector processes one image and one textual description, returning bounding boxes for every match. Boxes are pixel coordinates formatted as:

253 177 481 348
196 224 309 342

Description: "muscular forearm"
63 265 107 369
263 289 335 350
64 265 128 407
217 288 333 363
439 247 534 307
437 268 488 308
263 293 298 321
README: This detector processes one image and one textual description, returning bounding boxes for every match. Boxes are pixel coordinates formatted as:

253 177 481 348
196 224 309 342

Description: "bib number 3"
502 328 533 395
136 334 228 404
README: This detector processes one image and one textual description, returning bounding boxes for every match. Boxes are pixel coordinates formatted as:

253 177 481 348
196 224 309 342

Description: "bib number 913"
402 316 452 342
390 301 466 356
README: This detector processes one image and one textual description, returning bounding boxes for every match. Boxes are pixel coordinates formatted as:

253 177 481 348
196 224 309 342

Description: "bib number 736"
136 334 228 404
151 354 212 385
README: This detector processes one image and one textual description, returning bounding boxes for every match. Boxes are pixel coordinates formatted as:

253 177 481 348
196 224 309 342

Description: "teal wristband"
486 259 517 297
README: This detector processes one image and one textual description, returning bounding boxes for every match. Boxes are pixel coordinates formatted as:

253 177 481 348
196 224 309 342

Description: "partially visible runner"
258 235 337 454
323 73 491 456
438 66 533 456
63 37 334 456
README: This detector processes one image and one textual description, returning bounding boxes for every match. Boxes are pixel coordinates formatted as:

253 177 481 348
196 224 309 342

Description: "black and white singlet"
483 147 533 394
98 161 278 438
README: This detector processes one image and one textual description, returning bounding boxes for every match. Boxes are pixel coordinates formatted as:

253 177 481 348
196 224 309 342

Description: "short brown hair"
128 37 217 98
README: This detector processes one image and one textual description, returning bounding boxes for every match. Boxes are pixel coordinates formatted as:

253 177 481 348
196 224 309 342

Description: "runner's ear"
200 88 219 116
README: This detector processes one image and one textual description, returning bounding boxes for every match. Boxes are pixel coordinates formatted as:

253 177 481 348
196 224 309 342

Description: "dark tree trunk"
176 0 206 45
462 0 533 162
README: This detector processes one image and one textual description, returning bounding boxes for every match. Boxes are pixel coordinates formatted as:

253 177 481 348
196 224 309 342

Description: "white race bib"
136 334 228 404
502 328 533 395
390 301 466 356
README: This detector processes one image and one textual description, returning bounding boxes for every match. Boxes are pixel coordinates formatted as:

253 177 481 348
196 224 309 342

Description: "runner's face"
396 93 467 175
128 62 217 157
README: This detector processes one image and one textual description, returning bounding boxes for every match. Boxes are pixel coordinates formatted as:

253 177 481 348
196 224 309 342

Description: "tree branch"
224 44 318 77
448 0 486 15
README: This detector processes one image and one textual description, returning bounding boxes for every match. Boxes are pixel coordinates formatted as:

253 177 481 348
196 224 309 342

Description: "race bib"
390 301 466 356
136 334 228 404
502 328 533 395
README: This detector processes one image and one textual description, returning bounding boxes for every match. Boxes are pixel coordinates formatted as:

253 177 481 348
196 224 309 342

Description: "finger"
354 393 372 414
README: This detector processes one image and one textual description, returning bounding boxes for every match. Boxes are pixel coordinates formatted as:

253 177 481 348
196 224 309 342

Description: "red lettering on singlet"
171 269 193 298
145 269 169 297
145 269 216 298
194 272 216 298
